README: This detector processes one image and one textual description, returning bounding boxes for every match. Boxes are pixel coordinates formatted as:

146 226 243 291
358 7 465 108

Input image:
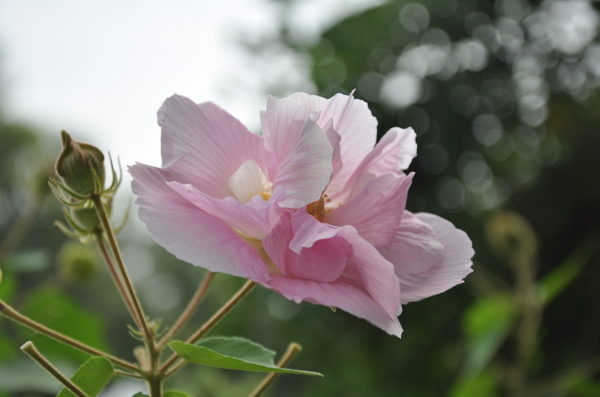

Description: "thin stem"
95 231 144 330
92 195 151 341
21 341 89 397
157 271 216 350
160 280 257 376
114 370 145 379
0 299 139 373
249 342 303 397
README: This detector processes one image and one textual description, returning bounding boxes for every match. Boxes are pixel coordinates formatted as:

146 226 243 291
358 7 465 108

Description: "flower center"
306 194 332 221
228 160 273 203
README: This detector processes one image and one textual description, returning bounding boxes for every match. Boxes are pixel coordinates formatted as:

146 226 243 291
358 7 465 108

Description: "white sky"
0 0 379 169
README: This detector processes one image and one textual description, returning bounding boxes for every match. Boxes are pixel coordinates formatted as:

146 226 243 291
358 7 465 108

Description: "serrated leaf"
57 356 114 397
169 337 322 376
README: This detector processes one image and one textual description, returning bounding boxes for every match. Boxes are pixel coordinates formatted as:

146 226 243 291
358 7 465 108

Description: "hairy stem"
157 271 216 350
92 195 151 341
21 341 89 397
0 299 140 373
160 280 257 376
249 342 303 397
95 231 144 330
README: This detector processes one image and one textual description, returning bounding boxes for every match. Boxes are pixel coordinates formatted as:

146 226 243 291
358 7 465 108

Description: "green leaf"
57 356 114 397
538 235 599 304
462 293 516 374
131 393 149 397
169 337 322 376
164 391 192 397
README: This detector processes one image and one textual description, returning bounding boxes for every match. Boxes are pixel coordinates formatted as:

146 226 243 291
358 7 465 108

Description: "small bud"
56 241 100 284
69 200 111 232
55 131 105 196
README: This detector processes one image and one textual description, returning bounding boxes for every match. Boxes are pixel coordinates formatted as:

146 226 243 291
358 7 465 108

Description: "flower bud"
69 200 111 232
56 241 100 284
55 131 105 196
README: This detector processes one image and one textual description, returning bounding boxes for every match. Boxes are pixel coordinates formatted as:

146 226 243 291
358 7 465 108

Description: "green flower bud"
55 131 105 196
56 241 100 284
69 200 111 232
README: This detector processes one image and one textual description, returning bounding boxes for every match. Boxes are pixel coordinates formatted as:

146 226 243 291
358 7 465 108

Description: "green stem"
249 342 303 397
21 341 90 397
91 195 152 341
157 271 215 350
95 231 144 330
147 375 163 397
159 280 257 376
114 369 145 379
0 299 140 373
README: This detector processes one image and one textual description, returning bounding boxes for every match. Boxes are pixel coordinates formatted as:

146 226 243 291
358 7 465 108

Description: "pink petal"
129 163 269 283
265 225 403 337
166 180 284 240
325 173 414 247
398 213 474 304
339 127 417 200
286 92 378 195
262 212 347 283
158 94 266 198
377 211 445 277
260 96 333 208
337 226 402 320
289 207 339 253
268 276 403 337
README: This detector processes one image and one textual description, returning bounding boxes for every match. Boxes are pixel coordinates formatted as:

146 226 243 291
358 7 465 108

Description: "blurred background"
1 0 599 396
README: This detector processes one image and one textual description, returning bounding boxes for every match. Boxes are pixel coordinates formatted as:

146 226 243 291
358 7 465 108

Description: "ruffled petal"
286 92 378 195
289 207 339 253
339 127 417 200
158 94 265 198
377 211 445 277
337 226 402 320
262 212 346 282
166 180 284 241
260 96 334 208
325 173 414 247
398 213 474 304
129 163 269 283
265 225 403 337
268 276 403 337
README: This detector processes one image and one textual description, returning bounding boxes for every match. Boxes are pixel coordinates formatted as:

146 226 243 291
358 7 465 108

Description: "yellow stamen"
306 196 326 221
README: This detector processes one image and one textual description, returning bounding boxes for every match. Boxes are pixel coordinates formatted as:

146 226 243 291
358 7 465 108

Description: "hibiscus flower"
130 92 473 337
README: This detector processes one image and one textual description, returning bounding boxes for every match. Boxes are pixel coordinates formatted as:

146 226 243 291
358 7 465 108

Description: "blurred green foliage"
1 0 600 396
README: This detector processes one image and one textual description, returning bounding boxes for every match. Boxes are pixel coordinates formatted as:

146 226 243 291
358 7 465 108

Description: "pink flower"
130 92 473 338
